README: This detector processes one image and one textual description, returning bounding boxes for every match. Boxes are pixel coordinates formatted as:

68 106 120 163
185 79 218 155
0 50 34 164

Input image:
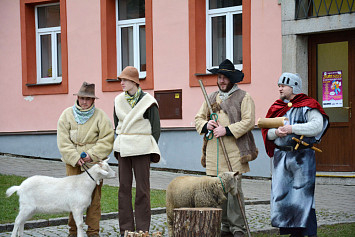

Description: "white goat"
6 160 116 237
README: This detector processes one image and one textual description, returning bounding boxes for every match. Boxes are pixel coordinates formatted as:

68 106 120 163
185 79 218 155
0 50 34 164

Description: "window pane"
57 33 62 77
38 5 60 28
233 14 242 64
121 27 134 69
118 0 145 20
212 16 226 67
209 0 242 9
139 25 146 72
40 34 52 78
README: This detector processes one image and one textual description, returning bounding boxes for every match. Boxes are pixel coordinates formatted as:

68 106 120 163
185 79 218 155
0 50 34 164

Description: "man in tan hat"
57 82 114 237
113 66 161 236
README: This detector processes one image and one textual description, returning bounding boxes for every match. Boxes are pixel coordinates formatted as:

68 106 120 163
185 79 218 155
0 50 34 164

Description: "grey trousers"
221 174 246 234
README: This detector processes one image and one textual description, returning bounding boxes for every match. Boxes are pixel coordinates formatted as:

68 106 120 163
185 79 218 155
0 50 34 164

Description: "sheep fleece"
166 173 238 235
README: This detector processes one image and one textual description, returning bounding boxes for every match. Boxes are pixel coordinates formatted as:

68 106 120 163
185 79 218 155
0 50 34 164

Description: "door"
309 31 355 172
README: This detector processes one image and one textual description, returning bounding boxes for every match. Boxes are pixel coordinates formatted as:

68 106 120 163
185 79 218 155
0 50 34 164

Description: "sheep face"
220 172 239 196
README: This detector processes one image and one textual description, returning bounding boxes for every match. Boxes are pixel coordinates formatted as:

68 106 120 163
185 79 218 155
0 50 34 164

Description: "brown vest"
208 89 258 162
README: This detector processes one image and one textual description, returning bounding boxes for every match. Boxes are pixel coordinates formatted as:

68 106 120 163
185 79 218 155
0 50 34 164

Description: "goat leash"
81 152 96 182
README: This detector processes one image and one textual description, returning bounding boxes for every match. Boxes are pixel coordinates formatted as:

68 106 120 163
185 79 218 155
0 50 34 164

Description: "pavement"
0 154 354 236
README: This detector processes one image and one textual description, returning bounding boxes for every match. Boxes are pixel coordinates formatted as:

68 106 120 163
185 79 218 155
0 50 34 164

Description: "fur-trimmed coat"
195 89 257 176
57 106 114 167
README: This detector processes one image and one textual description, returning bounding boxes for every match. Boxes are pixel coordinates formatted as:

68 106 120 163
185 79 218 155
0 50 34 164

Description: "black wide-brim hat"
207 59 244 84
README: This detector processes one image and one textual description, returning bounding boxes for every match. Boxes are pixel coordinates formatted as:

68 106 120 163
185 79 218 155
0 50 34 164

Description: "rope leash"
206 113 225 193
81 152 96 182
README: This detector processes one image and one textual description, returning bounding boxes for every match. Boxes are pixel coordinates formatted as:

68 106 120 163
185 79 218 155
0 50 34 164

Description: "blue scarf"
72 102 95 124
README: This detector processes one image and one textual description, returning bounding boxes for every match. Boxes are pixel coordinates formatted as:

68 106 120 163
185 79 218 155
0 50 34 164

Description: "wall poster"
322 70 343 108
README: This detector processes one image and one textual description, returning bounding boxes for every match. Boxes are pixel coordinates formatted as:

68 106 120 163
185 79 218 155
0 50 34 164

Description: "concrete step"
316 172 355 185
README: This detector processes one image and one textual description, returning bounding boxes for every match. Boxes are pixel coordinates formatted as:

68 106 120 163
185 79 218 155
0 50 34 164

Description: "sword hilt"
294 135 304 150
292 136 322 152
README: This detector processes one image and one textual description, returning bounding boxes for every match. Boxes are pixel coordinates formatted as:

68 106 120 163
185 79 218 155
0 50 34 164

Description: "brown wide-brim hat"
73 82 99 99
117 66 140 85
207 59 244 84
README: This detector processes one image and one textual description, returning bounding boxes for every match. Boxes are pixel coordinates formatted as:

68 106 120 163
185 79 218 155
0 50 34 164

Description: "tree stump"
173 207 222 237
123 230 162 237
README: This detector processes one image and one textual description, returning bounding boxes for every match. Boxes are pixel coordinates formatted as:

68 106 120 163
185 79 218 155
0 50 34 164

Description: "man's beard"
279 95 286 100
218 82 234 92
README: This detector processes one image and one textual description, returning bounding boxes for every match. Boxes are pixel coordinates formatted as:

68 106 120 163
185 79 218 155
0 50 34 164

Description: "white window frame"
206 2 242 72
35 3 62 84
116 0 146 79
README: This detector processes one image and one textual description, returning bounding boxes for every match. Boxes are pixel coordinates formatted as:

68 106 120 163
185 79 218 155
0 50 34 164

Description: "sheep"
166 172 239 236
6 160 116 237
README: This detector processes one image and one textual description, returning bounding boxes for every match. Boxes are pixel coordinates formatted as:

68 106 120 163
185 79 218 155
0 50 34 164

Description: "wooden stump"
173 207 222 237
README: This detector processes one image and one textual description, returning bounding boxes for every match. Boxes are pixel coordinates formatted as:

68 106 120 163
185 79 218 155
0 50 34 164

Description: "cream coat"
57 107 114 167
195 92 255 176
113 93 161 158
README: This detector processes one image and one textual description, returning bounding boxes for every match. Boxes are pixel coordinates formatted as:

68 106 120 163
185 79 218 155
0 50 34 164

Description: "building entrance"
309 31 355 171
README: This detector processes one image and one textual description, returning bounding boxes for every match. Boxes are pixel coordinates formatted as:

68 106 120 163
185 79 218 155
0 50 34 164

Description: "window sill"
26 82 62 87
106 77 146 82
195 73 213 76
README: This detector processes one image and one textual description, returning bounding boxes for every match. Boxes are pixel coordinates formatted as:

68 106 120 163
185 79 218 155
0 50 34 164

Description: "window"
20 0 68 96
188 0 250 87
206 0 243 70
101 0 153 92
35 4 62 84
296 0 355 19
116 0 146 78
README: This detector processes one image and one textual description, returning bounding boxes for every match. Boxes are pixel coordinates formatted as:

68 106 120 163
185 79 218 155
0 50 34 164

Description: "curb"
245 200 269 205
0 207 166 233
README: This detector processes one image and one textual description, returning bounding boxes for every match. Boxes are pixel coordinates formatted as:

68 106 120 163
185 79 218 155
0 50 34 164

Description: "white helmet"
278 72 302 94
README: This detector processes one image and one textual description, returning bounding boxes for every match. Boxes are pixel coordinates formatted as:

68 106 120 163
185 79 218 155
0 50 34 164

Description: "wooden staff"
198 80 251 237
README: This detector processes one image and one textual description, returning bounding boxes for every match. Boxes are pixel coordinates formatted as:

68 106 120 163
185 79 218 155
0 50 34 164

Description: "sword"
292 135 322 152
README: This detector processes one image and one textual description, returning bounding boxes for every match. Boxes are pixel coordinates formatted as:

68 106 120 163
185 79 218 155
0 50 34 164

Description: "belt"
73 141 96 146
275 145 295 151
275 145 309 152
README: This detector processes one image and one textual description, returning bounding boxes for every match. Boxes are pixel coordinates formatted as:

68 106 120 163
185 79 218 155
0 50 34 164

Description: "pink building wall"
0 0 282 132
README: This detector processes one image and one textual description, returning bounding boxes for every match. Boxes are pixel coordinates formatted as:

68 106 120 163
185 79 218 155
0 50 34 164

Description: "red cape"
261 93 329 157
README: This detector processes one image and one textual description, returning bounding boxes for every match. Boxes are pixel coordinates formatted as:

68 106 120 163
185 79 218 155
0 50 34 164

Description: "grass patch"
253 222 355 236
0 174 166 224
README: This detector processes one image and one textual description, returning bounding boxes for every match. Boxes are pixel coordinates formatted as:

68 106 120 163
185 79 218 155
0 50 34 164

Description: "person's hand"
77 153 93 166
279 125 292 134
81 153 93 163
213 122 226 138
275 125 292 137
77 158 85 166
207 120 218 130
